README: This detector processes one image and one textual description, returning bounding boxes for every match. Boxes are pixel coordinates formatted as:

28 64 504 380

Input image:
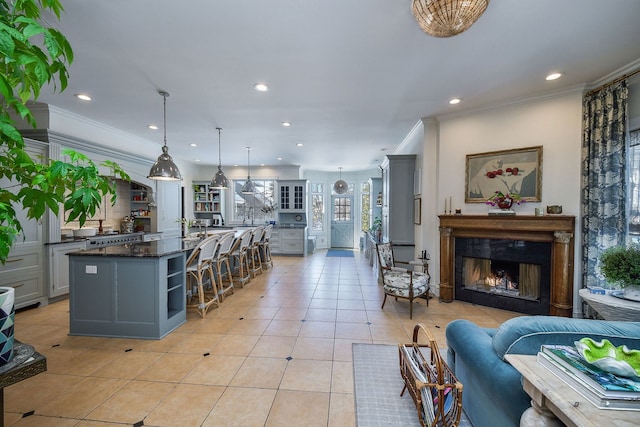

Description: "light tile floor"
5 250 520 426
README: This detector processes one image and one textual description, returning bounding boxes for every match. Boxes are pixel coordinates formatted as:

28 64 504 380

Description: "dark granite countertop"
67 238 187 258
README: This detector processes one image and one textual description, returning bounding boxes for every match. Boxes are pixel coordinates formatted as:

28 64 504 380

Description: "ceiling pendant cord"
148 90 182 181
210 127 229 189
241 146 255 194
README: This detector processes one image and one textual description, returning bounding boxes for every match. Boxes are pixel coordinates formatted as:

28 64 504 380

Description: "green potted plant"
599 244 640 301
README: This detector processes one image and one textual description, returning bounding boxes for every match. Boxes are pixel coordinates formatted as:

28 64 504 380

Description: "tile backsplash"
61 180 140 232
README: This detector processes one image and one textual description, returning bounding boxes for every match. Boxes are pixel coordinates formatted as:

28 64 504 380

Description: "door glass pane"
333 197 351 221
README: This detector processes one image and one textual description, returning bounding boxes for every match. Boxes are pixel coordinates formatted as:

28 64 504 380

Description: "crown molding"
434 84 586 122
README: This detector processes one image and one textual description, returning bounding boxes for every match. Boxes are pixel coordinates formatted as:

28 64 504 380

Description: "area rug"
352 343 473 427
326 249 355 257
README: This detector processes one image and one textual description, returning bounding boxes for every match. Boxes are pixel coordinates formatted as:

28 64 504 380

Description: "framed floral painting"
465 146 542 203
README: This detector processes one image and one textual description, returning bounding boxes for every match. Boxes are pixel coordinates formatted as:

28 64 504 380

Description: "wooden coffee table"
506 354 639 427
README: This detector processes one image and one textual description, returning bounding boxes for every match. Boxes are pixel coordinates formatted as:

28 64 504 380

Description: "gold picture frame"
465 146 542 203
414 197 421 225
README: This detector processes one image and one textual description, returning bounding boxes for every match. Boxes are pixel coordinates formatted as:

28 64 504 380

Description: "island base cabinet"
69 253 186 339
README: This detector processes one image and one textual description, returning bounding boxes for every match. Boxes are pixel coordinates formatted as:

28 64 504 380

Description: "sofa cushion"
492 316 640 359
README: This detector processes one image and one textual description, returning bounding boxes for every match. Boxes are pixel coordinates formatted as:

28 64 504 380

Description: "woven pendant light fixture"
333 167 348 194
210 127 229 189
148 90 182 181
411 0 490 38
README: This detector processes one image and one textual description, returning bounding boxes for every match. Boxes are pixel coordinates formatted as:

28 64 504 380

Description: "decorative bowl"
574 338 640 378
73 227 97 237
546 205 563 215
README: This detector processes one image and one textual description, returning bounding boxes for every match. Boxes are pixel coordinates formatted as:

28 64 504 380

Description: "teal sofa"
445 316 640 427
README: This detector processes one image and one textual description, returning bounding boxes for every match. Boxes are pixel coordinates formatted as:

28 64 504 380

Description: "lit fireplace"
461 258 540 300
439 215 575 317
454 238 551 315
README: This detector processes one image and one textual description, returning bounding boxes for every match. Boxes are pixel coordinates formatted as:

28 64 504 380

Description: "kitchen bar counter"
68 238 184 257
68 239 186 339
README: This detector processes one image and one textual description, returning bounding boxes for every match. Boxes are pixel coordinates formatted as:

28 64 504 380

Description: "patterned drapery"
581 80 628 288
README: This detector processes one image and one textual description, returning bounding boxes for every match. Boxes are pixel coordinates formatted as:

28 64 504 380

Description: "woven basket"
399 324 463 427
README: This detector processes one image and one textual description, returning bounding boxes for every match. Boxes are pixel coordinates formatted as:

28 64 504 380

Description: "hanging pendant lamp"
333 167 348 194
241 147 255 194
210 127 229 189
411 0 490 38
148 90 182 181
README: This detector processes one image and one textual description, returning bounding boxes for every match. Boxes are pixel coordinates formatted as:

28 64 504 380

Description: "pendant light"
333 167 348 194
241 147 255 194
148 90 182 181
210 127 229 189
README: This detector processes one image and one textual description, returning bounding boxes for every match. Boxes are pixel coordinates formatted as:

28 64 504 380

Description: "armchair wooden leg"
381 294 388 310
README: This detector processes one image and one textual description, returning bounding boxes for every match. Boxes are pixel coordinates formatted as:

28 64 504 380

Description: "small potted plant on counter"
599 244 640 301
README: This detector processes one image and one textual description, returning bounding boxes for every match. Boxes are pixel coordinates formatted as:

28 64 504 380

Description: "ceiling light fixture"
296 143 304 147
282 121 291 127
411 0 490 38
148 90 182 181
253 82 269 92
333 167 348 194
210 127 229 189
546 72 563 81
241 147 255 194
449 98 461 105
148 124 158 130
75 93 92 101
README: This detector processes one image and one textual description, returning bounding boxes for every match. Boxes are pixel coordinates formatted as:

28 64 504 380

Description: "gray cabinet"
0 140 47 309
69 251 186 339
382 155 416 261
270 228 306 256
278 180 307 213
48 241 86 298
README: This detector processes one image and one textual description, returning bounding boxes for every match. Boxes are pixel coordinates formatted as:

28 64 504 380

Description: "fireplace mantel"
439 215 575 317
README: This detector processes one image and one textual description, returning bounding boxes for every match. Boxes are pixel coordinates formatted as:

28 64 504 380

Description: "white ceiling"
36 0 640 172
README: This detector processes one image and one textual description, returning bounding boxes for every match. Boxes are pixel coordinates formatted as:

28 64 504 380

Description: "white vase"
0 287 15 366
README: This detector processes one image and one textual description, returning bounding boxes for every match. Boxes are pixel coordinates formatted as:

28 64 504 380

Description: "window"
333 196 352 221
231 179 276 223
361 181 371 232
311 183 324 231
629 129 640 243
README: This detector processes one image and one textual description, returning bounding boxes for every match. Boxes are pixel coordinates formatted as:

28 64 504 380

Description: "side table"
0 342 47 427
506 354 639 427
578 288 640 321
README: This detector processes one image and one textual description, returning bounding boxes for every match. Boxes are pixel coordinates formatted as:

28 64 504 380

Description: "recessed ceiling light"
194 159 200 162
147 124 158 130
277 157 283 161
253 82 269 92
296 143 304 147
282 121 291 127
75 93 92 101
260 163 265 166
449 98 461 105
546 72 563 81
190 143 197 147
233 164 239 167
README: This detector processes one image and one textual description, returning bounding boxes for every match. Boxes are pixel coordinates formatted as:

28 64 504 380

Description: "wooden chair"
212 232 235 301
375 242 430 319
186 235 220 318
248 226 265 277
258 224 274 269
230 229 253 287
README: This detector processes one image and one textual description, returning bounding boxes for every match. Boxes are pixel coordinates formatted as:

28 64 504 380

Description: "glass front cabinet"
278 180 306 212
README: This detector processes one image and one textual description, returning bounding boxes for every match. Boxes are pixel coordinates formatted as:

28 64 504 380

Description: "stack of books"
537 345 640 410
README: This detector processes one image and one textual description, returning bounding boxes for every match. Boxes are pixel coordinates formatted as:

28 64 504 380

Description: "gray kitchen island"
68 238 187 339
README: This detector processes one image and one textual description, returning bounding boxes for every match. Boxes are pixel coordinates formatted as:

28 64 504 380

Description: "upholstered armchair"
375 242 430 319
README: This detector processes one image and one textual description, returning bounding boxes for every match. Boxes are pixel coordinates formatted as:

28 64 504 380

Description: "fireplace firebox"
455 238 551 315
